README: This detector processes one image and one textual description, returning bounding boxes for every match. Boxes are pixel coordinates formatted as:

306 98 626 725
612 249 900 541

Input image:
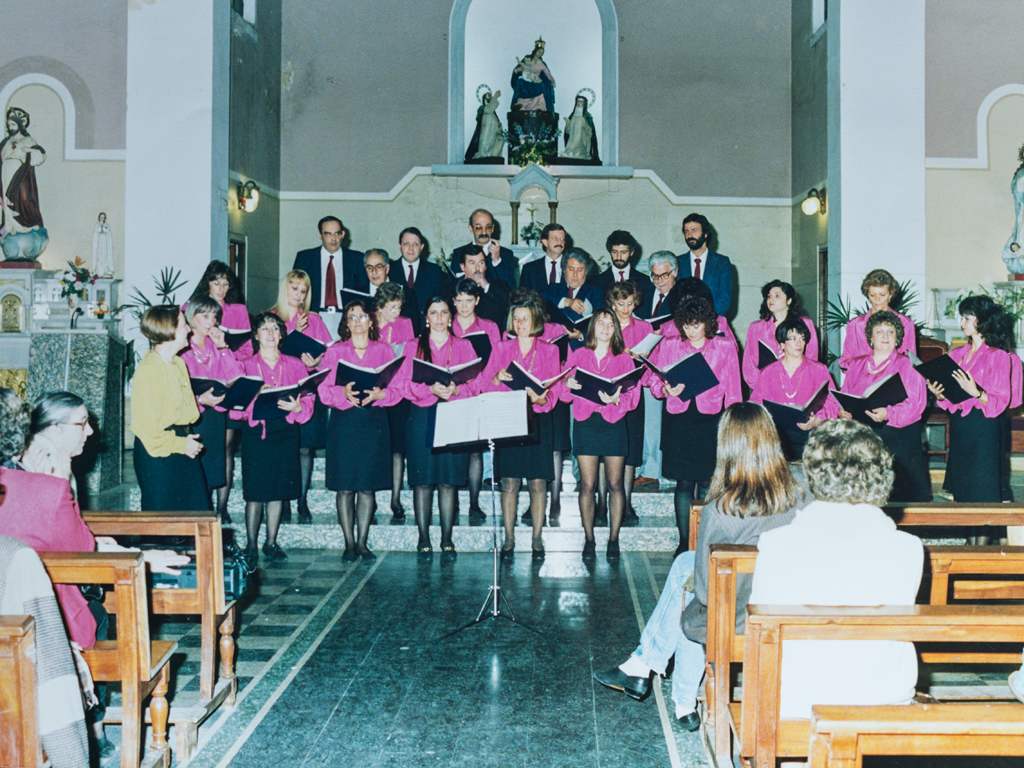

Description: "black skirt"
386 399 411 454
625 393 645 466
193 408 227 489
325 406 392 492
661 406 720 482
495 410 555 481
551 400 572 452
873 423 931 502
299 399 328 450
134 432 210 512
944 408 1002 502
241 419 301 502
406 404 469 486
573 413 628 458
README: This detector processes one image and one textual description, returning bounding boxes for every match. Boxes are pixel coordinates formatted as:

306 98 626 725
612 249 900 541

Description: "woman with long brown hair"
593 402 808 730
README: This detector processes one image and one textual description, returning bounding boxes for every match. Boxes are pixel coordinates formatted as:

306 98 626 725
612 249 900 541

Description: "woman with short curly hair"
838 269 917 368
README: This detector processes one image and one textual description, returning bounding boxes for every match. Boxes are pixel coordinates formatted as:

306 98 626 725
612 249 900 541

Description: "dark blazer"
520 255 564 293
592 267 655 311
293 246 367 312
636 288 673 321
451 242 519 288
391 259 449 318
677 250 734 316
542 282 604 320
449 276 510 327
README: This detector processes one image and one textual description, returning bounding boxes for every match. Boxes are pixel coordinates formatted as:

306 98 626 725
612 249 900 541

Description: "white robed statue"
92 212 114 276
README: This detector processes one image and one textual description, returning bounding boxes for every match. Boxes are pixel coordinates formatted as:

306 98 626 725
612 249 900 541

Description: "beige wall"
228 184 281 314
3 84 125 275
278 174 792 342
925 93 1023 297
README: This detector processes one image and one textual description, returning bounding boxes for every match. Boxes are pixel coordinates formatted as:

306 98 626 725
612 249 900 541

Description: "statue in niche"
1002 143 1024 274
92 212 114 277
0 107 48 261
465 86 505 163
511 36 555 113
560 89 600 163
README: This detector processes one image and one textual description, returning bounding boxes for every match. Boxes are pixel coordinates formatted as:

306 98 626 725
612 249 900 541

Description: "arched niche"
448 0 618 166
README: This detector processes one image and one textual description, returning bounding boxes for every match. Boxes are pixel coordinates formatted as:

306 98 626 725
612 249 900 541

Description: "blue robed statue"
511 36 556 113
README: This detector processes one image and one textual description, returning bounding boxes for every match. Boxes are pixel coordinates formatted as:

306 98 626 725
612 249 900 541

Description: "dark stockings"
299 447 314 505
467 452 483 511
245 500 283 550
391 453 405 512
579 455 625 542
501 477 548 548
336 491 375 550
216 428 239 514
413 484 457 546
549 450 564 516
673 479 709 547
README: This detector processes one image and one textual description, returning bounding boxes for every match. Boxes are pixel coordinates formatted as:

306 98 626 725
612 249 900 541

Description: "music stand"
430 391 543 638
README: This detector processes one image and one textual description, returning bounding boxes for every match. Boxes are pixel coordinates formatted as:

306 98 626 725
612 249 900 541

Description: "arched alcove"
448 0 618 165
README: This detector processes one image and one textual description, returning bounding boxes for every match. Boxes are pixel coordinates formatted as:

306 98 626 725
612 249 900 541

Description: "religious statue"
465 86 505 163
560 89 600 163
0 107 48 261
1002 143 1024 274
92 212 114 277
511 36 555 113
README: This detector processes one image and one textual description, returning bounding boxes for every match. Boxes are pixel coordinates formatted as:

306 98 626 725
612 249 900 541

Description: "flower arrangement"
520 221 543 244
60 257 98 302
503 123 557 166
93 300 110 319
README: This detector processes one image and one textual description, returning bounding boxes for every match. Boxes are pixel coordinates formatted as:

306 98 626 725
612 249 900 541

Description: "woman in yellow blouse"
130 305 210 511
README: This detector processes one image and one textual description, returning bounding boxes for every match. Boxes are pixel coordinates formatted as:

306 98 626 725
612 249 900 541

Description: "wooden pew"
41 551 175 768
706 544 1024 764
690 500 1024 550
808 702 1024 767
83 510 237 760
739 605 1024 768
0 616 40 768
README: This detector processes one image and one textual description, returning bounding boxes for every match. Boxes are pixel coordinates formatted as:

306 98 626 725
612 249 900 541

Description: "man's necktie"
568 287 575 300
324 254 338 308
619 270 625 282
408 264 415 291
549 260 557 285
654 293 664 316
693 258 702 280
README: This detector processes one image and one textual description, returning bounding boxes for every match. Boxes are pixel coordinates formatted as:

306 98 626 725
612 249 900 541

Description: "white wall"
463 0 603 150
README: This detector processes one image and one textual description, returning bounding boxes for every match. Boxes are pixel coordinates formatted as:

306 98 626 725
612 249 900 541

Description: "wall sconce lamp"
237 180 260 212
801 187 826 216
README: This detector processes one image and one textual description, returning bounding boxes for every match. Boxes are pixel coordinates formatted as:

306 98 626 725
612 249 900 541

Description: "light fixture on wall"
801 187 826 216
237 180 260 212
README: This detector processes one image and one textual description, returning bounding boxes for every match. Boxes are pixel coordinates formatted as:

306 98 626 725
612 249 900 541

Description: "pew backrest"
0 616 40 768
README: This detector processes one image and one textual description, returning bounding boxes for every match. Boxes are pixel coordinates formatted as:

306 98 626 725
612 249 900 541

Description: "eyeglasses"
651 270 674 282
62 420 89 429
365 264 387 272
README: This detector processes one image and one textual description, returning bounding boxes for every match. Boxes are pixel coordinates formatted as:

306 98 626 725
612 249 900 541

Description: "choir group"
127 213 1024 568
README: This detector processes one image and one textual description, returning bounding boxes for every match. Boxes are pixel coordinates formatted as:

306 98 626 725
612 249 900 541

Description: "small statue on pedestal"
92 212 114 277
0 107 48 262
465 86 505 163
560 89 600 164
511 37 555 113
1003 143 1024 274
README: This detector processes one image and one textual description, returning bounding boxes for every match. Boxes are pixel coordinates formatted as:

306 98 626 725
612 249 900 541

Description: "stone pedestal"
27 331 127 503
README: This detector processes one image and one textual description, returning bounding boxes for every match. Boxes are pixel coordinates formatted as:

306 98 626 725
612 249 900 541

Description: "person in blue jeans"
593 403 809 729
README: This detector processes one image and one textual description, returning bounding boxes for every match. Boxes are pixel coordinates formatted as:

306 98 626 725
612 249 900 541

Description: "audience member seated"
592 402 808 729
749 418 924 718
21 391 94 498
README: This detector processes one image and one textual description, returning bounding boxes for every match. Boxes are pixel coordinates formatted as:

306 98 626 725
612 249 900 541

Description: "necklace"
867 352 893 376
519 338 539 373
190 337 214 368
779 359 806 400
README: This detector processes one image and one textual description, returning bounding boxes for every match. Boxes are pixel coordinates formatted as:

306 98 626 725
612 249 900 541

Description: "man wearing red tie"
592 230 655 308
638 251 678 320
677 213 733 316
292 216 366 312
519 223 569 292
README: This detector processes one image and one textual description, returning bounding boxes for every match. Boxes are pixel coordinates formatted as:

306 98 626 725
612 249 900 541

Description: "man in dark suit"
450 208 519 288
635 250 678 320
452 246 510 326
362 248 421 334
677 213 733 316
390 226 449 318
592 230 655 309
292 216 366 312
520 223 568 292
543 248 603 345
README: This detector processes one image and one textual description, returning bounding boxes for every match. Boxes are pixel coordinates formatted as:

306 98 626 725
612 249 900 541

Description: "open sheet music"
433 391 530 447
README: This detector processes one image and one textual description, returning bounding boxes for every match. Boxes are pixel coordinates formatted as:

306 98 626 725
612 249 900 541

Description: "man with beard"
520 223 569 292
450 208 518 288
677 213 733 315
592 230 654 308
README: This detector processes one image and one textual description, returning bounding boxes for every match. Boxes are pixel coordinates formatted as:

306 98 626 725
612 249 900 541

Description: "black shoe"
440 540 457 560
593 667 651 700
500 545 515 561
342 547 357 563
218 508 232 525
622 508 641 527
582 540 597 561
607 540 621 560
94 734 117 761
521 509 533 524
391 503 406 520
417 541 433 559
532 547 545 562
263 542 288 560
280 500 292 524
469 505 486 521
297 498 313 525
677 711 702 732
355 545 376 561
243 544 259 567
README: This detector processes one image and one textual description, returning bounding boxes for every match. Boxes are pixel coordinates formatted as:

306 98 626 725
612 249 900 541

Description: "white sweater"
749 500 924 718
